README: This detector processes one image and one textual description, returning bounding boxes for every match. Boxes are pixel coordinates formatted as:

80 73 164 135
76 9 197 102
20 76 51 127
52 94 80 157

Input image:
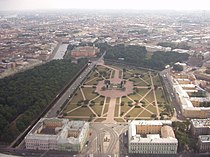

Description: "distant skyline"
0 0 210 11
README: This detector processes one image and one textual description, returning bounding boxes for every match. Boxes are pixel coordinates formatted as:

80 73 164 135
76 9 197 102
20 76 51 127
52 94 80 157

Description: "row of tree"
103 44 189 70
0 59 86 143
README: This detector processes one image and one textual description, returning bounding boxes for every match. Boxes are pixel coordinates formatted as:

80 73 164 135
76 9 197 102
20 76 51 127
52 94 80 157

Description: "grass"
111 70 115 78
114 118 126 122
121 96 132 104
119 70 123 79
129 77 140 83
70 89 84 103
135 80 149 86
63 103 79 113
94 118 106 122
103 103 109 114
126 107 144 117
155 88 166 103
91 104 103 117
146 105 157 114
67 107 93 116
93 96 105 104
123 71 132 79
144 90 155 102
152 75 162 86
85 77 99 85
114 104 120 117
82 87 98 100
139 110 152 117
62 63 169 120
128 93 141 102
121 105 133 116
116 97 120 104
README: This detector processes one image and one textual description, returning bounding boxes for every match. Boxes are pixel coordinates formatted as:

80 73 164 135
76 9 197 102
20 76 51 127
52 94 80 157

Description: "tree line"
103 44 189 70
0 59 86 143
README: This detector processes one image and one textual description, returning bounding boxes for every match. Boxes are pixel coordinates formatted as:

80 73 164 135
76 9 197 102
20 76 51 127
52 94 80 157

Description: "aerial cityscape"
0 0 210 157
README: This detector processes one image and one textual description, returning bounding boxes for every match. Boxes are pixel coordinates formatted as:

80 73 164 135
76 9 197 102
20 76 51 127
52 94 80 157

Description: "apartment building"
128 120 178 154
25 118 89 152
191 119 210 136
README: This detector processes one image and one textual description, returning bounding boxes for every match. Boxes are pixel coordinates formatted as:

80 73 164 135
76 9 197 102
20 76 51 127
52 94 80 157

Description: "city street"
81 123 128 157
160 69 185 121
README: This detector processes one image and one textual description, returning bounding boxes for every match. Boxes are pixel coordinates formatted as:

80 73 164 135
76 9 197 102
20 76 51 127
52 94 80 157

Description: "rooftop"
129 120 177 144
199 135 210 142
25 118 89 144
191 119 210 128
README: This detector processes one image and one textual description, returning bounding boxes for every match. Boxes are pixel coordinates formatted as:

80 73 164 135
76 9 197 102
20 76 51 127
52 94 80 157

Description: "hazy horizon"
0 0 210 11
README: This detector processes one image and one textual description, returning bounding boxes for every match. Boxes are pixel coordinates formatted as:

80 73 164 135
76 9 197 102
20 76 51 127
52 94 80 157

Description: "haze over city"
0 0 210 11
1 0 210 156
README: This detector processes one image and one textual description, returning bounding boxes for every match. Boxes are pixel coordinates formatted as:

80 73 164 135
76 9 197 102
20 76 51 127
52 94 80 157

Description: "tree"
173 64 183 71
0 59 87 143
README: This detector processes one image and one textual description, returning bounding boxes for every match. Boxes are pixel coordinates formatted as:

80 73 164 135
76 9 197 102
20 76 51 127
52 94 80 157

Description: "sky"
0 0 210 11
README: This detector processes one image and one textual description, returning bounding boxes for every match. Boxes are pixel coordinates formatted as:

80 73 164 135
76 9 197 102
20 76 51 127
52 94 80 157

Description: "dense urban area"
0 10 210 157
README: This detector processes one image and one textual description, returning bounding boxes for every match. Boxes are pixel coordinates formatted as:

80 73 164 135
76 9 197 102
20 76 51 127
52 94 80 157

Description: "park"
61 63 171 123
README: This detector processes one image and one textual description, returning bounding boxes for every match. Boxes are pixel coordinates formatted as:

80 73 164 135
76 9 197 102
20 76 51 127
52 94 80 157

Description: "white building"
170 74 210 118
128 120 178 154
25 118 89 152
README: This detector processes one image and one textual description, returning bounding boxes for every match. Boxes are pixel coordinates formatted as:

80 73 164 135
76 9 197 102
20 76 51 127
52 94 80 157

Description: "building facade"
170 74 210 118
128 120 178 154
25 118 89 152
198 135 210 153
191 119 210 136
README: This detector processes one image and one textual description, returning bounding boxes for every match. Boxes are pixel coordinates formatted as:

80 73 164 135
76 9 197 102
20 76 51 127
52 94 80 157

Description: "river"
53 44 68 60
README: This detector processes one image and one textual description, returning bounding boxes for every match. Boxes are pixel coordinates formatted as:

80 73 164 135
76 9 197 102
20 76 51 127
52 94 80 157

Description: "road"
160 69 185 121
82 123 128 157
45 52 106 118
45 62 95 118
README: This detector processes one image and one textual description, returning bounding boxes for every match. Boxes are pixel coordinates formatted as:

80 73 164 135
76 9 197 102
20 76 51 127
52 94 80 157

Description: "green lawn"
62 63 169 120
67 107 93 116
114 104 120 117
63 103 79 113
85 77 99 85
70 89 84 103
152 75 162 86
139 110 152 117
114 118 126 122
155 88 166 103
121 96 132 104
144 90 155 102
91 104 103 117
103 103 109 115
94 118 106 122
93 96 105 104
126 107 144 117
111 70 115 78
135 80 150 86
146 105 157 114
82 87 98 100
121 105 133 116
123 71 133 79
128 93 141 102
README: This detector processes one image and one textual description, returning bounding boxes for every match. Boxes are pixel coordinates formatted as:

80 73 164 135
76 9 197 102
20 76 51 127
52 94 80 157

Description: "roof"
191 119 210 128
199 135 210 142
25 118 89 145
129 120 177 144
